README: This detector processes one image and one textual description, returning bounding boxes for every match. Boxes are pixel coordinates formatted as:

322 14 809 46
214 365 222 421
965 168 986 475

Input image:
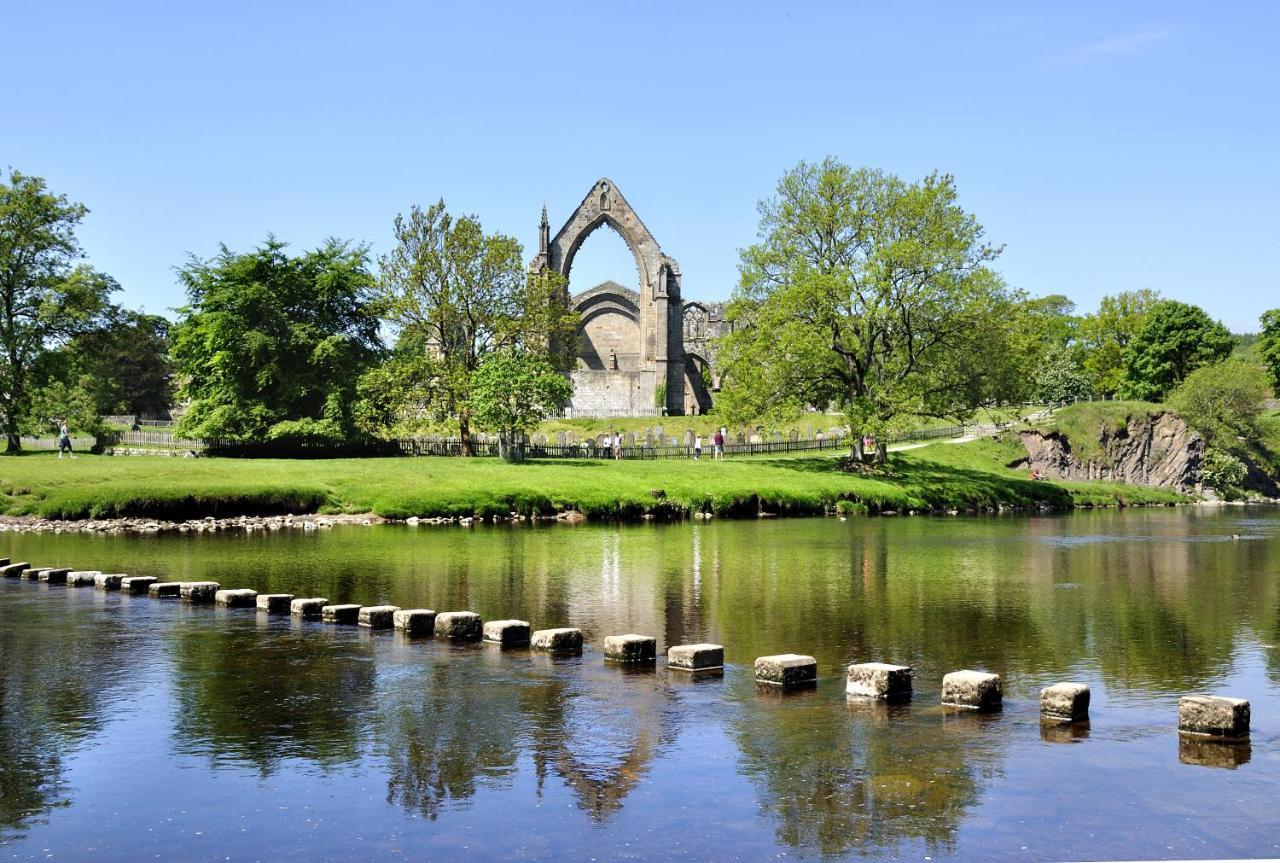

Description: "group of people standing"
600 427 730 460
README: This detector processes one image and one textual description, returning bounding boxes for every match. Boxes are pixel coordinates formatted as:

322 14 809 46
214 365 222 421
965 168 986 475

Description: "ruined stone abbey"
527 179 730 417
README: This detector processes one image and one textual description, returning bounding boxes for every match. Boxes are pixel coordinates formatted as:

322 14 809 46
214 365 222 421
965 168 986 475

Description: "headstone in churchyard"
789 429 799 442
683 429 694 447
736 431 746 445
805 424 813 439
655 425 664 440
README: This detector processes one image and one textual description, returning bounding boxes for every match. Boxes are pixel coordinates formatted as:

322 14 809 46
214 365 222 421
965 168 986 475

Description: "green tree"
716 159 1015 461
1032 347 1093 404
1119 300 1233 401
1259 308 1280 392
1168 358 1270 450
1078 289 1161 396
469 350 572 462
364 201 576 452
0 170 116 450
171 237 381 443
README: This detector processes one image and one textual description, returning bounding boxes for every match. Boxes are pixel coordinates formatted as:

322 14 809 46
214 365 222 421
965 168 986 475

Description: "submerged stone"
149 582 182 598
1179 695 1250 738
67 571 100 587
290 597 329 619
755 654 818 687
179 581 221 603
667 643 724 671
256 593 294 613
94 573 127 591
393 608 437 635
1040 682 1090 721
531 627 583 653
121 576 157 594
214 588 258 608
941 670 1003 710
359 605 400 629
604 634 656 663
846 662 913 699
434 611 482 641
483 619 531 645
321 603 361 624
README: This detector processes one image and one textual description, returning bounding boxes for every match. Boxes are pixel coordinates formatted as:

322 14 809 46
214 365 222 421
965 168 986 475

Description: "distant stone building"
527 179 732 416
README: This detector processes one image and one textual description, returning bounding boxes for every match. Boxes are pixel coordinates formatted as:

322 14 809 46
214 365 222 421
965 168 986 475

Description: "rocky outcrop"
1016 411 1202 491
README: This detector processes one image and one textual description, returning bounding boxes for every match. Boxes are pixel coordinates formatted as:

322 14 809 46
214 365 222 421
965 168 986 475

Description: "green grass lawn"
0 433 1184 521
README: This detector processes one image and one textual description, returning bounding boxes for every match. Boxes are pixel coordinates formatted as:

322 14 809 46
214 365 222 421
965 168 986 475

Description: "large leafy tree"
362 201 576 453
0 170 116 450
1118 300 1233 401
1169 358 1270 450
1260 308 1280 392
469 349 573 462
171 238 381 442
716 159 1017 461
1077 289 1161 396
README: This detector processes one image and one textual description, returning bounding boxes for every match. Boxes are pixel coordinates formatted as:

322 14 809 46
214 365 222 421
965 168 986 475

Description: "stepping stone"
434 611 482 641
483 619 531 645
38 568 71 584
531 627 583 653
0 562 29 578
180 582 220 603
149 582 182 598
394 608 436 635
604 634 656 663
1040 682 1090 721
214 588 258 608
23 567 44 580
67 571 100 587
755 654 817 687
321 604 361 624
0 557 8 566
846 662 913 700
256 593 294 614
121 576 157 594
667 643 724 671
290 597 329 619
941 670 1003 710
359 605 399 629
94 573 127 591
1179 695 1250 739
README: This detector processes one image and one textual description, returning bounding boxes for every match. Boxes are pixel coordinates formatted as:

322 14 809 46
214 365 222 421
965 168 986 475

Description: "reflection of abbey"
528 179 731 416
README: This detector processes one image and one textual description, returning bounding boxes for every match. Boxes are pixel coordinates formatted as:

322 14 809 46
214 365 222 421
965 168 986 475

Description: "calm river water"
1 507 1278 861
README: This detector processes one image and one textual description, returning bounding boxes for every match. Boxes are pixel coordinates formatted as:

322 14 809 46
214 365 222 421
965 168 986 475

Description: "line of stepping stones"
0 560 1251 741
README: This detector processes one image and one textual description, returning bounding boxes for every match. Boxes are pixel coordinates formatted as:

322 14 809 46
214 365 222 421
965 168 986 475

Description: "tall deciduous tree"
171 238 381 443
0 170 116 450
37 308 174 418
1260 308 1280 392
469 349 573 462
1118 300 1233 401
364 201 576 452
716 159 1016 461
1078 289 1161 396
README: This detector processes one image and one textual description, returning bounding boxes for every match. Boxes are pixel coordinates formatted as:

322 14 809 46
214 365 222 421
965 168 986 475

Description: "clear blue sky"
4 1 1277 331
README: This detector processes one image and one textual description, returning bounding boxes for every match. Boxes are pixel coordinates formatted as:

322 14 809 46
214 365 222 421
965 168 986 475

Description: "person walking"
713 427 725 460
694 434 703 459
612 431 622 461
58 420 76 459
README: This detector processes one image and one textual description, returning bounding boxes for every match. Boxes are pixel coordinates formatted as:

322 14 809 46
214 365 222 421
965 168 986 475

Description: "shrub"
1202 449 1247 499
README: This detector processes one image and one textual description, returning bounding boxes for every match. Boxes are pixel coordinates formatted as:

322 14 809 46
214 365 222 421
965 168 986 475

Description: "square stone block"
94 573 127 591
290 597 329 619
180 582 221 603
668 643 724 671
256 593 294 613
359 605 400 629
38 568 71 584
0 562 30 578
941 670 1003 710
214 588 258 608
1040 682 1090 721
531 627 583 653
434 611 482 641
149 582 182 598
67 571 100 587
394 608 437 635
1179 695 1250 738
484 619 531 645
846 662 914 699
121 576 157 594
23 567 44 580
755 654 818 687
604 634 656 663
321 604 361 624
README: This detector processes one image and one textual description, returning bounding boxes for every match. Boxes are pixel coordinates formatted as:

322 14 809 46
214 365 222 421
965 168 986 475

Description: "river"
1 507 1277 861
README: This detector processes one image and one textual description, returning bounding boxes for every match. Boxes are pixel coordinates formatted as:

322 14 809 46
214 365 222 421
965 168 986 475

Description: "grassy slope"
1033 401 1164 462
0 433 1182 522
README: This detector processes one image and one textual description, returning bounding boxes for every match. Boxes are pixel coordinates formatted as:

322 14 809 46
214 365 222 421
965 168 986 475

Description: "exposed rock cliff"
1015 411 1202 491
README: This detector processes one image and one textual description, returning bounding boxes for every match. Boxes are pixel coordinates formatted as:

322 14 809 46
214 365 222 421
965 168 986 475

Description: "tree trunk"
874 441 888 464
459 408 473 457
850 436 864 462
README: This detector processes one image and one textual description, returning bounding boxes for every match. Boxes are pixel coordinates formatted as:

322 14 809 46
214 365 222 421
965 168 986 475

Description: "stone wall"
578 308 641 371
568 369 659 417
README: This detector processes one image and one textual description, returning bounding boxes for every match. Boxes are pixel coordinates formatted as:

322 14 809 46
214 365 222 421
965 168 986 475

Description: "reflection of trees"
0 592 130 838
168 625 373 772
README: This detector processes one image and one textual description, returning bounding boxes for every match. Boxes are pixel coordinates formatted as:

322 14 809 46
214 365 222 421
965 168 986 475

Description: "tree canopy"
171 237 382 443
716 159 1017 459
1259 308 1280 393
469 349 573 462
1077 289 1160 397
1118 300 1233 401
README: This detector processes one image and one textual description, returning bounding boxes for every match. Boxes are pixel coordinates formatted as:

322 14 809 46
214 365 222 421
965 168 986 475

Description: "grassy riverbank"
0 435 1185 522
